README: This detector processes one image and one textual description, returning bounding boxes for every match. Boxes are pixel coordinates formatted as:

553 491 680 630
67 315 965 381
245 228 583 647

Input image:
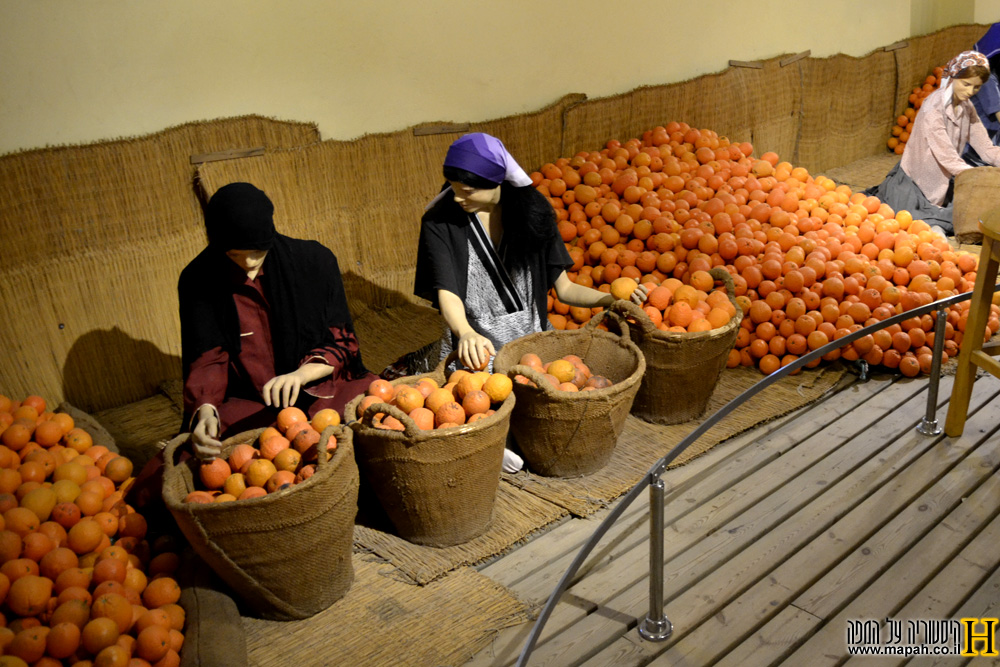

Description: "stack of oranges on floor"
183 407 341 504
889 66 943 155
536 121 993 376
357 372 513 431
0 393 185 667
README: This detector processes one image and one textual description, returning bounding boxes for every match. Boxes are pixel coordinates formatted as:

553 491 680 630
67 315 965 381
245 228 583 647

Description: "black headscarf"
204 182 276 251
179 183 365 386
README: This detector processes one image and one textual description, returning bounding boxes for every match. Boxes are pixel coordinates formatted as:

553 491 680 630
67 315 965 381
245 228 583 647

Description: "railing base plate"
638 616 673 642
917 418 942 436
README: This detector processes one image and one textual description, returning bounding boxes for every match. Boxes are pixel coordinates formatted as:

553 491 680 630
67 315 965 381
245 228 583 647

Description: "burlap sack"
954 166 1000 245
161 425 358 620
614 267 742 425
345 356 514 547
491 322 645 477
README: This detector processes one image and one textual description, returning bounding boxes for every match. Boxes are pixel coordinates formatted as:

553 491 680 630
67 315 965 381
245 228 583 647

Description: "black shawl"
179 234 365 381
414 182 571 324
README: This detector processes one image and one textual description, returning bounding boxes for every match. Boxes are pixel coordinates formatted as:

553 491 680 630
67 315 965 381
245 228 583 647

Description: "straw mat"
341 272 444 376
0 115 318 271
505 364 850 517
353 482 568 585
92 394 182 471
797 52 897 173
824 154 900 192
243 555 532 667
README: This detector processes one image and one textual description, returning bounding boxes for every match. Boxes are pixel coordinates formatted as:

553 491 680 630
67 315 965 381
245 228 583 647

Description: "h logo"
961 618 999 656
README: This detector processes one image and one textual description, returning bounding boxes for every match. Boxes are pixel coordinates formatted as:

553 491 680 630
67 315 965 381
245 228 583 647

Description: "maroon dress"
179 235 374 438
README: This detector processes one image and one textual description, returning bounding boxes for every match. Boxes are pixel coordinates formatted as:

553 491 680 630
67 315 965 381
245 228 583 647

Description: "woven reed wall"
0 117 321 410
893 24 990 118
0 24 991 413
194 95 581 304
561 55 802 164
560 24 990 175
795 52 898 174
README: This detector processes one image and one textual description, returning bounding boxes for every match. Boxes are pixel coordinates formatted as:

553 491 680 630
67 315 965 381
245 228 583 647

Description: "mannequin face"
225 249 268 276
952 75 985 103
449 180 501 214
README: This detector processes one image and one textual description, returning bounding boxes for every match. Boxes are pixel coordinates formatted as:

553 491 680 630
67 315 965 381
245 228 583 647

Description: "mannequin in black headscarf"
179 182 373 460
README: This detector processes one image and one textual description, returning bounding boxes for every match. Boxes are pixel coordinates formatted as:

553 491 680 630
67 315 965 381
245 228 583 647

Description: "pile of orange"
356 373 513 430
0 393 185 666
513 353 613 391
534 121 992 376
888 66 943 154
184 407 341 504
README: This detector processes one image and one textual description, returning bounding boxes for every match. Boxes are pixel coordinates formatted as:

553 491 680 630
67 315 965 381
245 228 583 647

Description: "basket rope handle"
710 266 738 302
608 299 657 334
583 306 633 343
360 402 423 438
316 425 341 469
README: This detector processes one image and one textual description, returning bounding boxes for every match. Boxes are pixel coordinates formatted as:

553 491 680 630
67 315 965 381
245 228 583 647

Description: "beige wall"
912 0 975 34
1 0 997 157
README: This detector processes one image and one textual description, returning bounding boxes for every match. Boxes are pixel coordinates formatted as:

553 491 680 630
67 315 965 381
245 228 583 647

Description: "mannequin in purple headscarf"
414 133 646 473
415 133 645 371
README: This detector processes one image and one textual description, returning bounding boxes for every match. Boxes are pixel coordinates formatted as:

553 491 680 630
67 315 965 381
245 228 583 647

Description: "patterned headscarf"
945 50 990 79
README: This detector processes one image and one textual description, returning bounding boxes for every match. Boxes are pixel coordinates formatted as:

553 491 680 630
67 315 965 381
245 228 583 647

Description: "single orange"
275 407 307 434
81 616 120 656
142 577 181 608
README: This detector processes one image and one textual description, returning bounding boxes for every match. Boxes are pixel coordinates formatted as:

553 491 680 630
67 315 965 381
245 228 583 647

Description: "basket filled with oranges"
492 316 645 477
344 353 515 548
611 266 742 425
160 415 358 621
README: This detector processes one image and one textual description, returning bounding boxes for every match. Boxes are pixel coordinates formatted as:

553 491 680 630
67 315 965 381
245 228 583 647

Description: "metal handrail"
515 283 1000 666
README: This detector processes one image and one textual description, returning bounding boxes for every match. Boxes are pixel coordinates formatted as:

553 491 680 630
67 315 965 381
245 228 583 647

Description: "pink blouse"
901 81 1000 205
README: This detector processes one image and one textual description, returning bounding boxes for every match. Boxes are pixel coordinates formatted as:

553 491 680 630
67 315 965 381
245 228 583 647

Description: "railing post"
917 304 948 436
638 476 672 642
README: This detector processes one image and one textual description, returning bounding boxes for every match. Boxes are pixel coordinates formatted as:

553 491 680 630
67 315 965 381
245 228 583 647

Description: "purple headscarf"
443 133 533 187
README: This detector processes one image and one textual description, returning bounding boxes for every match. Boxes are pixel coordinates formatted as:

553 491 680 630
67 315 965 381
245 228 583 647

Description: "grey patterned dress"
438 214 542 371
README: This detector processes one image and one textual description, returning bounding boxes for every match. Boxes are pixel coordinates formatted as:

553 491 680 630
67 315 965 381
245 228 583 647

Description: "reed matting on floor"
93 393 183 470
504 363 851 517
353 482 568 585
243 555 532 667
823 153 899 192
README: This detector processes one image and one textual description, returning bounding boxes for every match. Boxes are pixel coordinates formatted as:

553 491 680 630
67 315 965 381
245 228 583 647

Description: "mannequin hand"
263 369 307 408
457 331 495 371
631 283 649 306
191 406 223 462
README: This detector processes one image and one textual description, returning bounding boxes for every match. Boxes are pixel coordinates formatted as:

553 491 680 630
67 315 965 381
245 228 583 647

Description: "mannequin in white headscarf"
870 51 1000 235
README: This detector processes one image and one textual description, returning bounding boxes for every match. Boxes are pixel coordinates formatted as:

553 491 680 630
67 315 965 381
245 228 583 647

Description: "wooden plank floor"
465 369 1000 666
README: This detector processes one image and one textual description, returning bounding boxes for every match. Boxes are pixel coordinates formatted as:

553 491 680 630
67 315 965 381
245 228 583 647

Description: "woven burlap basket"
161 425 358 621
954 166 1000 245
491 320 645 477
613 267 742 425
344 355 514 547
